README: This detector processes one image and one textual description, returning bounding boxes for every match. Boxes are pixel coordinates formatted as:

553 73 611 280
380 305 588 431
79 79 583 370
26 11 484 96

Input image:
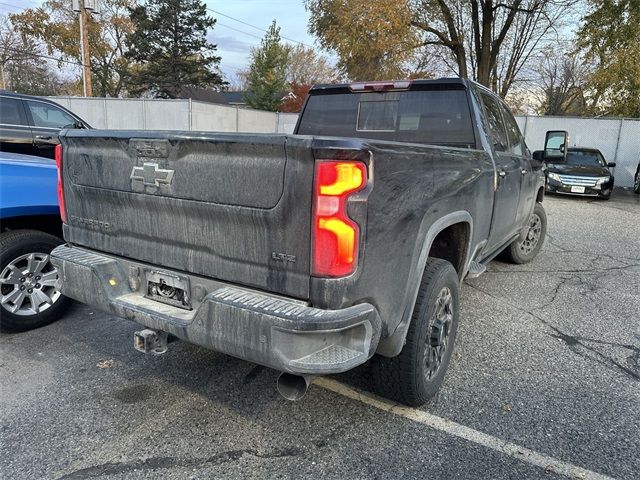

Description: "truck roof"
309 78 470 95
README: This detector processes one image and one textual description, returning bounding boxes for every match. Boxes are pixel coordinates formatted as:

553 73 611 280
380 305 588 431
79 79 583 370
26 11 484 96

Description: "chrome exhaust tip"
276 373 314 401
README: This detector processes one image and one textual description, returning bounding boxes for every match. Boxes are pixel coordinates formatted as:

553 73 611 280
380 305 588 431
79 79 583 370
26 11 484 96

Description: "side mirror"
607 162 616 168
74 121 86 129
532 150 544 161
544 130 568 162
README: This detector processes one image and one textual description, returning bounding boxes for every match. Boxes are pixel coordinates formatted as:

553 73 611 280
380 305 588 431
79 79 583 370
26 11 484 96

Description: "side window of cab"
500 103 524 156
478 92 508 153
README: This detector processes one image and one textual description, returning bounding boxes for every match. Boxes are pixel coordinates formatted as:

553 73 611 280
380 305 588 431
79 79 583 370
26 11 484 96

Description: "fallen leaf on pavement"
97 359 115 369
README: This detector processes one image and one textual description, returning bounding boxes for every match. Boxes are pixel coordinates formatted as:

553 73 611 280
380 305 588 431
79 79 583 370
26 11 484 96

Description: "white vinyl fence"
48 96 298 134
49 96 639 188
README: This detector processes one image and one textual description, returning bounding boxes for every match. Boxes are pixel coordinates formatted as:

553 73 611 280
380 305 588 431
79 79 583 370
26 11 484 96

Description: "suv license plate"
571 186 585 193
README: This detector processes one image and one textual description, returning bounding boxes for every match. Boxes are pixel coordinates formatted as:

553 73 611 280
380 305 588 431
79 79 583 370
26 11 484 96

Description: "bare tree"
0 15 65 94
284 44 337 85
225 69 250 91
534 48 589 115
0 15 21 89
411 0 576 97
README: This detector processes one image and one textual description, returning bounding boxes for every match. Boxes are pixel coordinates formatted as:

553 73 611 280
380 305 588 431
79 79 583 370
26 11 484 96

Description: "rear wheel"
372 258 459 406
502 202 547 264
634 165 640 194
0 230 72 333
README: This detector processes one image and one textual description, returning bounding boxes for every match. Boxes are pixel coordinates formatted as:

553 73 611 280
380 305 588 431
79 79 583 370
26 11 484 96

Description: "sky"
0 0 319 81
203 1 318 80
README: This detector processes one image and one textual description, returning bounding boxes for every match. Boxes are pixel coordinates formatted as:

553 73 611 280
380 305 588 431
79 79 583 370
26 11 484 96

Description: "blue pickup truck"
0 151 71 332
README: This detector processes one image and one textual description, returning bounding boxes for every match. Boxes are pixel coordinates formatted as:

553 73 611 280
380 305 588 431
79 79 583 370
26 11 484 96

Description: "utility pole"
73 0 98 96
79 3 92 96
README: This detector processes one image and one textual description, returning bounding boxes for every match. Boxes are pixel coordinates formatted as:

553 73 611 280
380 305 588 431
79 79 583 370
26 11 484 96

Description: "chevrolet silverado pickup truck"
51 79 548 406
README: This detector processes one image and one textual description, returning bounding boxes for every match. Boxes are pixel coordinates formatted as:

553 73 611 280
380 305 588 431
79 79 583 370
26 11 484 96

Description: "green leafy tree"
243 21 289 111
126 0 225 98
577 0 640 117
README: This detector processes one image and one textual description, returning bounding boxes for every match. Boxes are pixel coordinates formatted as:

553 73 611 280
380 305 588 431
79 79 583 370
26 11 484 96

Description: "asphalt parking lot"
1 189 638 480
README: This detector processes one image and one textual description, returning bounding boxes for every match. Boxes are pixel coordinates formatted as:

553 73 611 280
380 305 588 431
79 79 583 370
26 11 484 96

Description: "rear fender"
376 210 472 357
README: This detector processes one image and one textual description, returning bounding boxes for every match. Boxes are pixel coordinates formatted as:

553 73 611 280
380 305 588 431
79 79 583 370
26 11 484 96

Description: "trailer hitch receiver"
134 328 169 354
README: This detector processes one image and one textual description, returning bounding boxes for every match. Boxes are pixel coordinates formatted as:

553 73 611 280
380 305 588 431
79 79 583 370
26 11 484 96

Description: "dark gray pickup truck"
51 79 548 406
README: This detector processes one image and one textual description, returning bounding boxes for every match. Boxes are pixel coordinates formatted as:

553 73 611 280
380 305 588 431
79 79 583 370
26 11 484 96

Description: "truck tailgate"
59 131 314 299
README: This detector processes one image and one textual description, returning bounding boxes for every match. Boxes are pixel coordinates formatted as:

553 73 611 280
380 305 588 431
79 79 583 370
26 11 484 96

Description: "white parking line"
316 378 616 480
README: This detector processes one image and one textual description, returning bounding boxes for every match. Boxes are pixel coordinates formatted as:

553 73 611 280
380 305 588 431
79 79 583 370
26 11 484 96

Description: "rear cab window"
297 84 477 149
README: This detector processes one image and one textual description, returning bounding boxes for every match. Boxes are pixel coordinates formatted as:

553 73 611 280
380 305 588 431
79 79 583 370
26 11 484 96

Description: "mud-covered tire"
502 202 547 264
372 258 459 406
0 230 72 333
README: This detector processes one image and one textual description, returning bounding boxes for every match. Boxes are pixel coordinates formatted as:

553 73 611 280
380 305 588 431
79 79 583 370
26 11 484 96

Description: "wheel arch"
376 211 473 357
1 215 63 239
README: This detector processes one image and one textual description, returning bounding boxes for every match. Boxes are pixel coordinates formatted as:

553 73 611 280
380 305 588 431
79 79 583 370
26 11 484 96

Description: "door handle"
521 169 528 175
498 170 507 177
35 135 52 140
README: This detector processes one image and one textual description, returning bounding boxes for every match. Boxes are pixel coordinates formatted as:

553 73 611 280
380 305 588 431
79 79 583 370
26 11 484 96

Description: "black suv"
0 91 90 160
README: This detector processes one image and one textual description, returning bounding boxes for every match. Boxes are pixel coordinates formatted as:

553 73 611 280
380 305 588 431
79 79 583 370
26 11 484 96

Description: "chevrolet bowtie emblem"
130 162 174 187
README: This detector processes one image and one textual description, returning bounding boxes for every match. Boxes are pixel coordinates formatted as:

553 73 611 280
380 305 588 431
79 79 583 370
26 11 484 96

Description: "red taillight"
312 161 367 277
54 144 67 223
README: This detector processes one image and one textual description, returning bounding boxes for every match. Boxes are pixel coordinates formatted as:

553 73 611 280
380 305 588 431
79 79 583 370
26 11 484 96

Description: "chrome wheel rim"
0 252 61 316
423 286 453 380
518 213 542 255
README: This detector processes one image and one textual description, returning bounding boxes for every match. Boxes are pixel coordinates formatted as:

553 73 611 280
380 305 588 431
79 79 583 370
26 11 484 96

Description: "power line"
1 3 314 64
205 7 314 48
0 1 313 48
0 1 28 12
3 46 84 68
216 21 264 41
